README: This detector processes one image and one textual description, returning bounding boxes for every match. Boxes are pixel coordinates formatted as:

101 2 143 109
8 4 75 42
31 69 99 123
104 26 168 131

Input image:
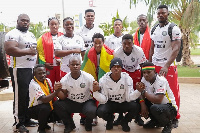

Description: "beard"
159 20 166 24
17 26 28 32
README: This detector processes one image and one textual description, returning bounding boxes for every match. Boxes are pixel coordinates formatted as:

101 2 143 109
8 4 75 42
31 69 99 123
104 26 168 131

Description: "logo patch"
162 31 167 36
80 83 86 88
120 84 124 89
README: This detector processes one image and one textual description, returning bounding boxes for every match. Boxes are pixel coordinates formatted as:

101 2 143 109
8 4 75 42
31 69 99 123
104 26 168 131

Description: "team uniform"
28 78 59 130
141 75 177 126
54 34 85 77
105 34 123 50
54 71 97 128
114 45 146 89
76 25 104 50
151 22 181 118
4 28 37 128
93 72 140 125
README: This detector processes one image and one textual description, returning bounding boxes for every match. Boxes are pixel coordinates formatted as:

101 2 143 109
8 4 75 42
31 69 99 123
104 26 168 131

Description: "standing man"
113 34 147 126
77 9 104 50
4 14 38 132
134 14 151 60
93 57 144 132
54 56 97 133
105 19 123 50
149 5 181 122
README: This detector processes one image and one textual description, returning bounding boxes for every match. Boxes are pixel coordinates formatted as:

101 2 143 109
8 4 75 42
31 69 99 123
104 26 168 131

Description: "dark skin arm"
143 91 164 104
81 51 85 61
55 82 68 100
149 39 154 62
5 41 37 57
93 81 100 92
38 82 62 103
54 48 81 57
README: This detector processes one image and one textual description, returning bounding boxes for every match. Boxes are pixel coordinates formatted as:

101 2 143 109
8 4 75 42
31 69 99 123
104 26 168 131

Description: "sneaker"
162 123 173 133
24 120 38 127
121 119 130 132
134 115 144 126
91 117 98 126
80 117 86 125
143 120 157 129
106 120 113 130
45 124 51 130
85 123 92 131
113 114 124 126
16 125 29 133
171 119 178 128
64 124 76 133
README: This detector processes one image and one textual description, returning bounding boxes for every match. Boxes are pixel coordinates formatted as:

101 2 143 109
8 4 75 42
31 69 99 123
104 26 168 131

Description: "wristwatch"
141 89 146 96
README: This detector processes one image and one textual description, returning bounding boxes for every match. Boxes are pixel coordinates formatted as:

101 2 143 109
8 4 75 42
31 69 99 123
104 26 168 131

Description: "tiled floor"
0 83 200 133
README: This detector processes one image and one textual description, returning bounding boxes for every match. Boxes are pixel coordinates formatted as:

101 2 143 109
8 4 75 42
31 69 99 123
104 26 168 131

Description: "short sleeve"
4 30 19 42
172 26 181 41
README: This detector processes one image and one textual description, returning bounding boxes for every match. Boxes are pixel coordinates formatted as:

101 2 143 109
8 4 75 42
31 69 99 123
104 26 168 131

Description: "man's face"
142 70 155 82
49 19 59 35
111 65 122 75
17 14 30 32
93 38 103 54
113 20 123 33
122 39 133 54
35 67 46 83
69 59 81 74
85 12 95 25
157 8 169 23
137 16 148 30
63 19 74 35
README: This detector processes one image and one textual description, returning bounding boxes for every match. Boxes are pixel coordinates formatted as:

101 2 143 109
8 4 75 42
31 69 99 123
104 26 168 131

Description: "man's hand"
159 66 168 77
45 63 53 70
29 46 37 56
54 82 62 91
136 82 145 92
140 103 149 119
72 48 81 54
93 81 100 92
55 59 61 66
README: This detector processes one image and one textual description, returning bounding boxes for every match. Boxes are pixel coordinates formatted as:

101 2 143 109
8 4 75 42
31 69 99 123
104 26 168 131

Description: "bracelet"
139 99 145 103
141 89 146 96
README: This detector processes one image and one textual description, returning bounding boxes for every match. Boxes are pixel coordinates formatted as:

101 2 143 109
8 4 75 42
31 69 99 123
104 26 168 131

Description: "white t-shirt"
151 22 181 67
141 75 178 110
54 34 85 73
60 70 95 103
105 34 123 50
93 72 141 104
76 25 104 50
114 45 147 72
29 78 53 107
4 29 37 68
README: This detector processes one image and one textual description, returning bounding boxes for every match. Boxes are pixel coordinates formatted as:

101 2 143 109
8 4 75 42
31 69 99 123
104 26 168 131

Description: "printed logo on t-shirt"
162 31 167 36
120 84 124 89
80 83 86 88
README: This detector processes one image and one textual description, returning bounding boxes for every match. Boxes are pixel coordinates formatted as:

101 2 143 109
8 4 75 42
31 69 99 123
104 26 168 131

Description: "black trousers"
54 99 97 127
28 103 59 130
13 68 33 125
145 99 177 127
97 100 140 122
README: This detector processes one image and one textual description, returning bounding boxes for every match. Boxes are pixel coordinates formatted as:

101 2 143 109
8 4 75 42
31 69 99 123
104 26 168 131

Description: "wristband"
139 99 145 103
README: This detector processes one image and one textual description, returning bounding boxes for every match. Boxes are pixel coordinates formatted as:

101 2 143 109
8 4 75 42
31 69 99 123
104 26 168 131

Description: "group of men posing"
4 4 181 133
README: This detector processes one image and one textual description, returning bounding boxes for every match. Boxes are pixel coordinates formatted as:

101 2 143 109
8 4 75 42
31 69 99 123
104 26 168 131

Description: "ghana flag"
81 44 114 81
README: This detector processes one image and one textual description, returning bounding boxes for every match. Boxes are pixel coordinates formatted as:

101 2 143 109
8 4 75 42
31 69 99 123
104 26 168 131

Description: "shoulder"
29 79 39 89
156 75 168 84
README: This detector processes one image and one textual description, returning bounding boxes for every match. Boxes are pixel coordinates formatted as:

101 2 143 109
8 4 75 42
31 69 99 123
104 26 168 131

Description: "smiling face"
63 19 74 36
17 14 30 32
34 67 46 83
157 8 169 23
93 38 103 54
49 19 59 35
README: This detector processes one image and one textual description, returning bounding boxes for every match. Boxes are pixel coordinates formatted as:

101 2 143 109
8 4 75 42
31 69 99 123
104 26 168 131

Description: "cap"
110 57 123 69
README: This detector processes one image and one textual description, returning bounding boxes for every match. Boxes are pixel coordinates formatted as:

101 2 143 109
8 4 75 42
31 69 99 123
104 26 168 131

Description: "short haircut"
114 19 122 23
63 17 74 23
17 14 29 21
69 56 81 64
92 33 104 42
34 64 45 73
157 5 168 10
85 9 95 15
122 34 133 41
48 17 59 26
137 14 147 21
142 62 155 68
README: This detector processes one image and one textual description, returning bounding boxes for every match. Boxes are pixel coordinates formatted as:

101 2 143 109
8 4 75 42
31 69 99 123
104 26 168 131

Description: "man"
4 14 38 132
149 5 181 122
93 57 144 132
54 56 97 133
105 19 123 50
113 34 146 126
137 62 177 133
77 9 104 50
134 14 151 60
81 33 113 125
28 64 61 133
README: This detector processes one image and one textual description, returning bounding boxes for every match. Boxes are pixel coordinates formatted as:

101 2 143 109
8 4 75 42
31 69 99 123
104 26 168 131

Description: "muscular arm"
144 92 164 104
54 49 81 57
4 41 36 57
149 39 154 62
38 89 61 103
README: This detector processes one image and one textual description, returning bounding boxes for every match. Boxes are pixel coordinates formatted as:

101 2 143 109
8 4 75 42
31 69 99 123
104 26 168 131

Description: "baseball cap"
110 57 123 69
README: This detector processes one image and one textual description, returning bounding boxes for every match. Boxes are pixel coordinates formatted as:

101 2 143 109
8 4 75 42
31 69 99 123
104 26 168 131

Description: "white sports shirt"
114 45 146 72
60 70 95 103
54 34 85 73
151 22 181 67
93 72 141 104
105 34 123 50
4 29 37 68
29 78 53 107
141 75 178 110
76 25 104 50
